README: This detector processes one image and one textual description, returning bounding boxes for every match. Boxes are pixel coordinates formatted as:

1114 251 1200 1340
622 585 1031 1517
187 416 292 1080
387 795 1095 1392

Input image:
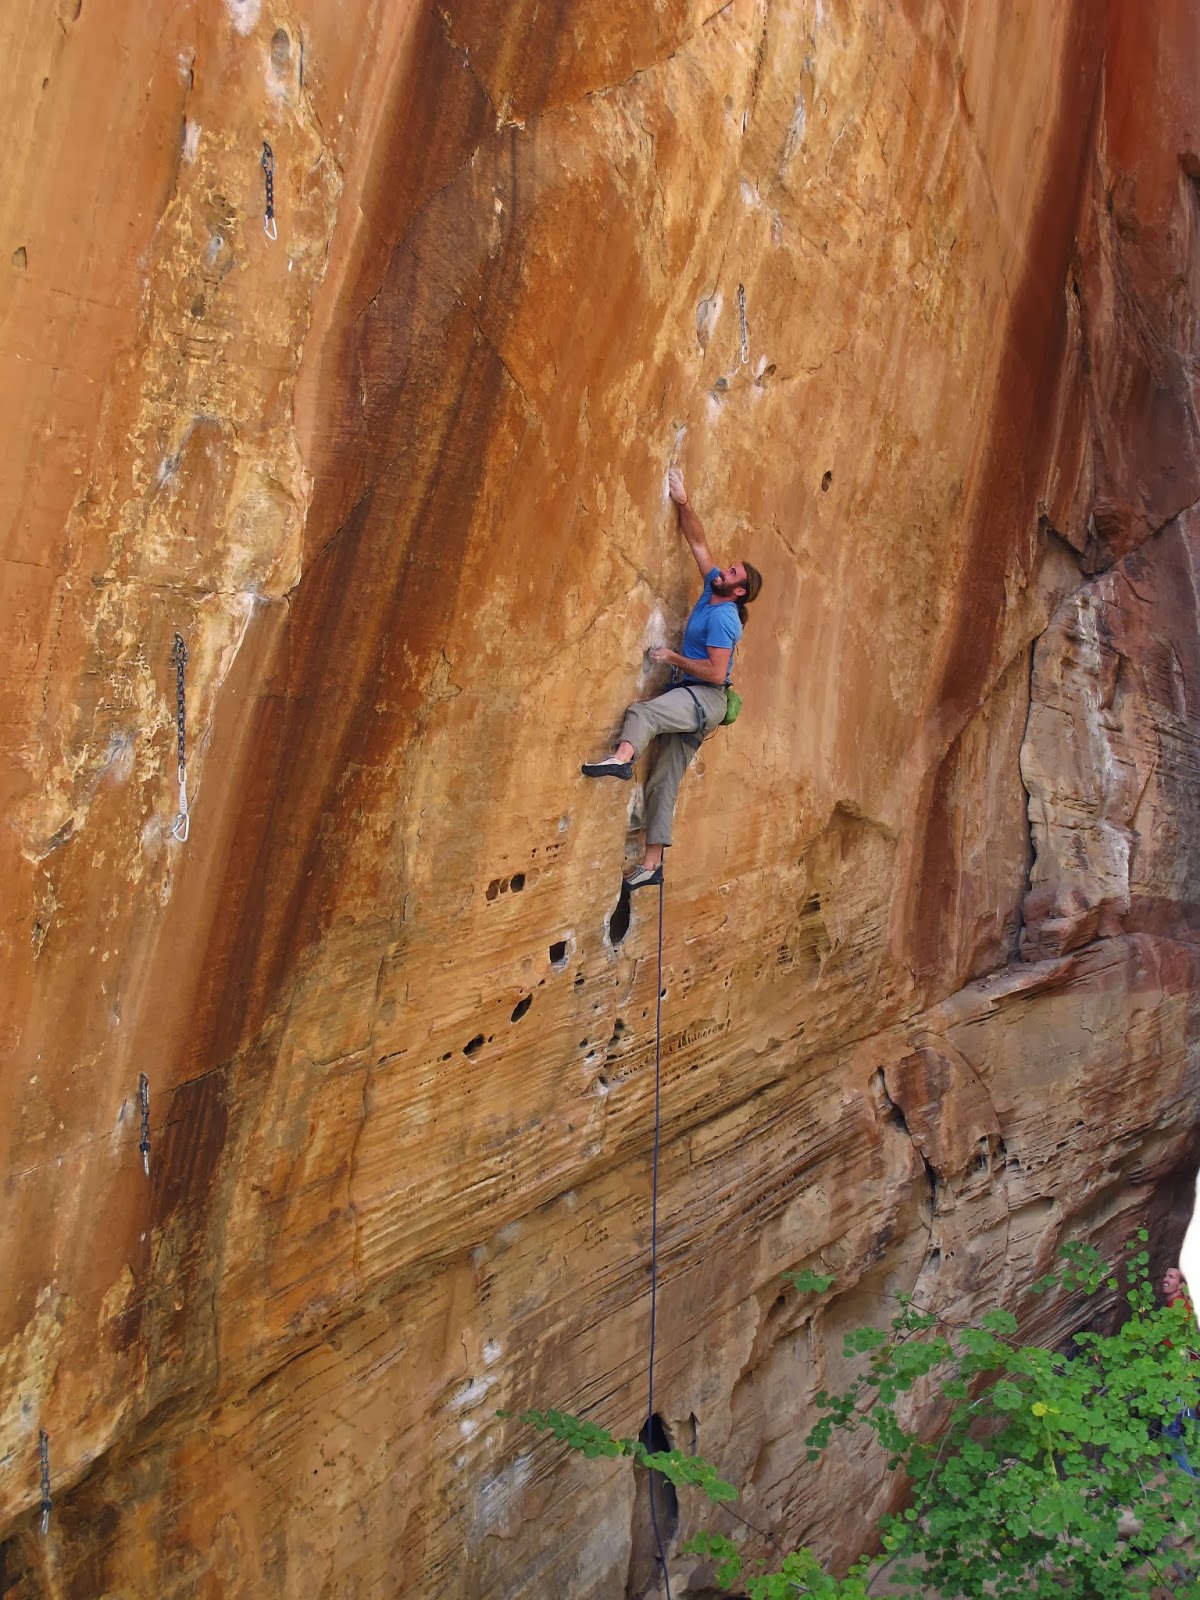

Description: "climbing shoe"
624 864 664 890
581 757 634 780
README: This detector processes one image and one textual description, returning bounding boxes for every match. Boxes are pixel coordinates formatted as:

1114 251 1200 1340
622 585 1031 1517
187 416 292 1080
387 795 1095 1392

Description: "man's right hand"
668 467 688 505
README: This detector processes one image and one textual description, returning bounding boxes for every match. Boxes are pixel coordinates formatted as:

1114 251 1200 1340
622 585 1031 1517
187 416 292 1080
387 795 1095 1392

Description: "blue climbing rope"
647 876 671 1599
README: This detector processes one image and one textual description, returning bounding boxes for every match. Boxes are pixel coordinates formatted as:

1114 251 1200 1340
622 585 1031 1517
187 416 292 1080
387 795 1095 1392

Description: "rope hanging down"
641 884 782 1589
737 283 749 366
170 632 190 842
261 141 277 240
644 887 783 1588
647 878 671 1599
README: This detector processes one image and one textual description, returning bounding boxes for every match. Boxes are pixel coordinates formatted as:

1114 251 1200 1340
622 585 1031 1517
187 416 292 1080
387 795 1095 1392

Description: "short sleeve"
706 606 742 652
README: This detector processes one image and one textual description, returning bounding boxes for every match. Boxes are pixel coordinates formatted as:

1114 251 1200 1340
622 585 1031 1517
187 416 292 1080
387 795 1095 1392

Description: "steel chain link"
138 1072 151 1176
170 633 190 842
262 141 277 240
38 1429 51 1535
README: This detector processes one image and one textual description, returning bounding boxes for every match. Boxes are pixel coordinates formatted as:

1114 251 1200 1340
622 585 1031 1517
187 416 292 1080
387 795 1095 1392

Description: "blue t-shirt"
678 568 742 684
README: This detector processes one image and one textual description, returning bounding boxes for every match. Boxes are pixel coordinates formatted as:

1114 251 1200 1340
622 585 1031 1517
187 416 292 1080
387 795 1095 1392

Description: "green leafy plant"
503 1233 1200 1597
505 1407 738 1501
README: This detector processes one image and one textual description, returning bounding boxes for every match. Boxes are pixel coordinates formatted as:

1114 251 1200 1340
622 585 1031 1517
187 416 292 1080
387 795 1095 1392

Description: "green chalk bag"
722 688 742 726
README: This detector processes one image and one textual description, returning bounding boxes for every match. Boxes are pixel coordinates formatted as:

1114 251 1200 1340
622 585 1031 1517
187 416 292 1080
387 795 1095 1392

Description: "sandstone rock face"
1 1 1199 1596
1022 519 1200 959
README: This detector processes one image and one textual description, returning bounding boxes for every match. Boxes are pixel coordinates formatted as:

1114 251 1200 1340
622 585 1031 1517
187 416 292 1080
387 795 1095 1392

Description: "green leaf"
959 1326 1004 1360
844 1326 889 1355
682 1531 742 1587
991 1379 1024 1411
981 1308 1018 1337
789 1268 837 1294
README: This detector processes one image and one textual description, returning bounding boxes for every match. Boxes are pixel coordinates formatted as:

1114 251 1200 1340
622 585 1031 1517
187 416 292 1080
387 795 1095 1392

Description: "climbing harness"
138 1073 151 1177
647 877 671 1599
737 283 749 366
261 141 277 240
170 632 190 842
38 1430 50 1534
680 683 708 735
679 677 738 733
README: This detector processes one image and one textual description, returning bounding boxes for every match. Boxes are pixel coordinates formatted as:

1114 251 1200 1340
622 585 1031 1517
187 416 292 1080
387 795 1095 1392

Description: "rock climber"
581 467 762 888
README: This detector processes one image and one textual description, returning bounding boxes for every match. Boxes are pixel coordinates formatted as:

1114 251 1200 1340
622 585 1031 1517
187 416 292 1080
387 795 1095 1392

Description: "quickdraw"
38 1430 51 1535
737 283 749 366
138 1073 151 1177
261 141 277 240
170 633 190 843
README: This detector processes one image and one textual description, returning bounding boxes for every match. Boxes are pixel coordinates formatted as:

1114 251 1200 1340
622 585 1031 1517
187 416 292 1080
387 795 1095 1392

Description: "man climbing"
581 467 762 888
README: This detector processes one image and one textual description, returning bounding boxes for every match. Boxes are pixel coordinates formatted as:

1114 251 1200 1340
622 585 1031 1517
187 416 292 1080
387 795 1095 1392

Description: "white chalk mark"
225 0 261 35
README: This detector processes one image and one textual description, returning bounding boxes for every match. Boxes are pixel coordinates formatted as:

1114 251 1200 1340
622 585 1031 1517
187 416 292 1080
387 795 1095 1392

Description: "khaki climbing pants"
620 684 728 847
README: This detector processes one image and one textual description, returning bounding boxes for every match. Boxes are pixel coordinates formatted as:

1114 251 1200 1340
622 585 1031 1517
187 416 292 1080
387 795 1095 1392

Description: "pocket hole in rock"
510 872 526 892
821 469 832 492
549 939 568 968
511 996 532 1023
463 1034 485 1056
636 1414 680 1543
608 884 632 945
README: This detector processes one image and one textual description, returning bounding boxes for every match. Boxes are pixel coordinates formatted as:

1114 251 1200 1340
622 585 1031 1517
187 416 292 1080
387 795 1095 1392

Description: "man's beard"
712 578 739 597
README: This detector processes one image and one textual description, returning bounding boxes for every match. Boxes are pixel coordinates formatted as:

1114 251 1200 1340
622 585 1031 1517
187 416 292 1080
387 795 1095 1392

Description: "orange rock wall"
2 0 1199 1594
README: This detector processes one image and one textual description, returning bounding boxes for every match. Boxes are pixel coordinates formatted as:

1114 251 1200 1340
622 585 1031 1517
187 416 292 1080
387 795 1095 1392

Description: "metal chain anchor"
737 283 749 366
38 1430 51 1535
138 1073 151 1176
170 633 190 842
261 141 277 240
